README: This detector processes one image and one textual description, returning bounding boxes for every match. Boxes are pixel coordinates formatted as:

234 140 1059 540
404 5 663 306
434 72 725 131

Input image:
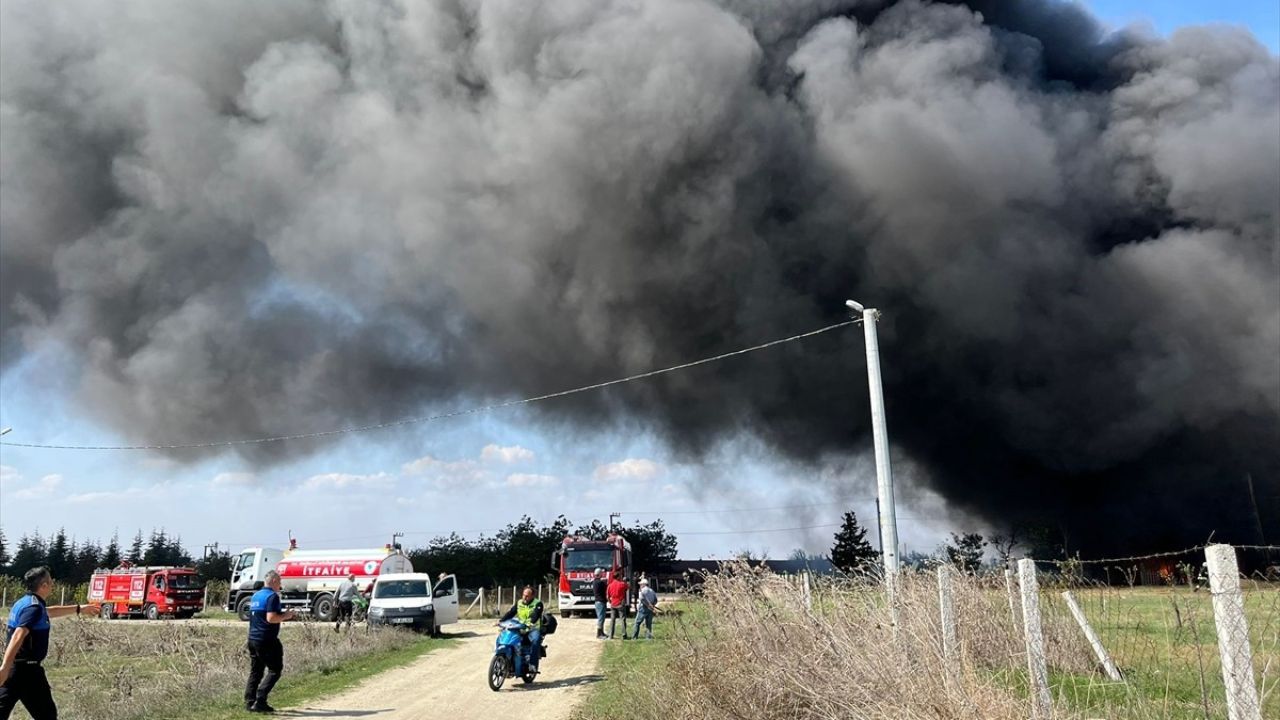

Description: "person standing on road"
631 578 659 640
0 566 100 720
245 570 297 714
592 568 608 640
334 574 358 632
606 573 629 640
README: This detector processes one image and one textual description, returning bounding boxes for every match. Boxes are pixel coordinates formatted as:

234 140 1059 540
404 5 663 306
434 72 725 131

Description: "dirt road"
281 617 605 719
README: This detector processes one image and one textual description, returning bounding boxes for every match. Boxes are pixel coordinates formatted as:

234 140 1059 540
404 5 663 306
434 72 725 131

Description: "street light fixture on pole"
0 427 11 436
847 300 900 593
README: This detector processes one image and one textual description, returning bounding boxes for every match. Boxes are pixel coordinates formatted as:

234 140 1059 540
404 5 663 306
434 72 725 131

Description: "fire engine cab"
88 564 205 620
552 533 633 617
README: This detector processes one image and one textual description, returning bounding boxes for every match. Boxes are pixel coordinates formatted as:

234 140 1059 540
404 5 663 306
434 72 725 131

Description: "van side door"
432 574 460 626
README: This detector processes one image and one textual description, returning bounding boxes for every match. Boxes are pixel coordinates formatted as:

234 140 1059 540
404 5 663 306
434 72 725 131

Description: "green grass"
1044 585 1279 718
574 602 699 720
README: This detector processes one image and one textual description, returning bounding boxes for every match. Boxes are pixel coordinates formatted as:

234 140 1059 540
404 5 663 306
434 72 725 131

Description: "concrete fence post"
1018 558 1053 719
802 571 813 611
1205 544 1262 720
1004 566 1021 631
937 565 957 665
60 588 65 606
1062 591 1122 681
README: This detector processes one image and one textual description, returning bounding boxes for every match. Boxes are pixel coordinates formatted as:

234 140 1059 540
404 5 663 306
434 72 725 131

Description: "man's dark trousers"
245 638 284 707
0 663 57 720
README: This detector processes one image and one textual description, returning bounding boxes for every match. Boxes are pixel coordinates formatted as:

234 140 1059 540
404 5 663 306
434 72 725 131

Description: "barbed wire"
1030 543 1280 566
0 319 860 451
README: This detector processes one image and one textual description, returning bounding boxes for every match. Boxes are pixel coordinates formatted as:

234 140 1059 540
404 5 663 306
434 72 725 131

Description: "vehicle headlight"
368 607 385 616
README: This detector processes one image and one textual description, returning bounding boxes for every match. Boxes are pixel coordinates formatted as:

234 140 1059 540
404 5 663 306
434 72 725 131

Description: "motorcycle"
352 593 369 624
487 619 542 691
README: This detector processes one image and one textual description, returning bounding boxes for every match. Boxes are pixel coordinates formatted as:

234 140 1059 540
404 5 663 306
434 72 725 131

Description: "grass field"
575 574 1278 720
9 619 451 720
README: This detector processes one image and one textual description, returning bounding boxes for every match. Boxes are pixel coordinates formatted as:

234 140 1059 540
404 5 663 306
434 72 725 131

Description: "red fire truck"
88 564 206 620
551 533 632 617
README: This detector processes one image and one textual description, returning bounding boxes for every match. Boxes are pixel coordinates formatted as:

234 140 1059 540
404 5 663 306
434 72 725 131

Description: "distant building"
646 557 837 593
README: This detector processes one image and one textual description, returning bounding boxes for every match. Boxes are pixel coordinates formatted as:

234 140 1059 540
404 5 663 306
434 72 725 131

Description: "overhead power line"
0 319 859 451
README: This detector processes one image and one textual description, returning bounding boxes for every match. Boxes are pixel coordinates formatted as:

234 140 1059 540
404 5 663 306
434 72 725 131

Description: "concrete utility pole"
847 300 899 587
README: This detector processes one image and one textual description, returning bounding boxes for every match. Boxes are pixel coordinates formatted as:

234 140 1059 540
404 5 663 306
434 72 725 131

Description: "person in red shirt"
605 574 630 640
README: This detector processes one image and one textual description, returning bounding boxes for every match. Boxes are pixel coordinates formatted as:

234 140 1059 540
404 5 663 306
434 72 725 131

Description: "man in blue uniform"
245 570 296 713
0 566 100 720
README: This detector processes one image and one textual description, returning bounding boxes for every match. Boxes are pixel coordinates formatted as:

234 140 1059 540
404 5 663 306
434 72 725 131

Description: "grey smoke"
2 0 1277 553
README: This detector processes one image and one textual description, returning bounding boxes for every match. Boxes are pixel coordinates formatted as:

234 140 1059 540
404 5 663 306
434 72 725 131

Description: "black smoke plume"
2 0 1277 555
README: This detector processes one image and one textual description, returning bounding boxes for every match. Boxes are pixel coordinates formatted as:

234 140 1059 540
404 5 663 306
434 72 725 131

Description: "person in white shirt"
333 574 358 632
631 578 659 640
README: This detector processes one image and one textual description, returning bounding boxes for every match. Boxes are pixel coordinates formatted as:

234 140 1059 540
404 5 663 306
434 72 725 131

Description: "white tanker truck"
227 542 414 622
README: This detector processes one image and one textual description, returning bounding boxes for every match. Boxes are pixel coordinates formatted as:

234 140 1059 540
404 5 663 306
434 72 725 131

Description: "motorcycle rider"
498 586 544 673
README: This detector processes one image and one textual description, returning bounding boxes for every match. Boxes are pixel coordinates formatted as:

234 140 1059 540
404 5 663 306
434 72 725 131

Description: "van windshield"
375 580 429 598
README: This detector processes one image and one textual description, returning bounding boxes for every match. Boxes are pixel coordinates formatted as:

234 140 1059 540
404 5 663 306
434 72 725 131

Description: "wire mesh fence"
621 544 1277 720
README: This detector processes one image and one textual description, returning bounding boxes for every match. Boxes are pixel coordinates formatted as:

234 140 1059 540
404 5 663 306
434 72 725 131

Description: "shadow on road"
440 630 481 638
280 710 392 718
521 674 605 690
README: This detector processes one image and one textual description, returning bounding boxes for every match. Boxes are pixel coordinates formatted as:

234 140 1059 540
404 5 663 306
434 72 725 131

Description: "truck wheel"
236 596 253 622
312 593 335 620
99 604 114 620
562 610 573 619
144 604 160 621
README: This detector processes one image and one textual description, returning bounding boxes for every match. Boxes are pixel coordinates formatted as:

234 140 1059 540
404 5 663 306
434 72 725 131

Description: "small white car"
366 573 459 636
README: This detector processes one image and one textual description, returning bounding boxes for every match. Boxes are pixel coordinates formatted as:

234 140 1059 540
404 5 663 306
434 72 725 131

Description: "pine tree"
9 533 47 578
0 528 10 575
831 511 879 573
46 528 72 580
101 532 122 569
128 530 145 564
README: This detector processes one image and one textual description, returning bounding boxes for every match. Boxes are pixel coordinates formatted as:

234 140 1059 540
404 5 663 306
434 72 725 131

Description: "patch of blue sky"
1084 0 1279 52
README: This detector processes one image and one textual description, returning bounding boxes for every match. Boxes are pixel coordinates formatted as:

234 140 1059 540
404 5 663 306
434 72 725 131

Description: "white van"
367 573 459 636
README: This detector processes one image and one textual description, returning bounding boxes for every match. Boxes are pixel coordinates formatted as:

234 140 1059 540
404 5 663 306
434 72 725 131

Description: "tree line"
0 527 234 587
0 516 679 591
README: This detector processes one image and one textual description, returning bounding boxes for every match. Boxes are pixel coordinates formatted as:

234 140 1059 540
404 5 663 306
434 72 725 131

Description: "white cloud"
505 473 559 488
15 474 62 499
0 465 20 490
481 444 535 464
212 472 257 487
593 458 663 483
303 472 392 490
401 455 487 489
68 487 145 504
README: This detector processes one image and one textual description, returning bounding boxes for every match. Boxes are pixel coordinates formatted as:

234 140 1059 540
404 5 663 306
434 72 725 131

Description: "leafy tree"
831 511 879 573
944 532 987 574
623 520 678 574
572 520 610 541
0 528 9 575
196 550 234 584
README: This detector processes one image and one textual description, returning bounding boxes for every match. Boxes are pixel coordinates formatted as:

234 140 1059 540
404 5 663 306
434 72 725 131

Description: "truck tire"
144 604 160 621
99 604 114 620
312 593 335 621
236 595 253 622
562 610 573 619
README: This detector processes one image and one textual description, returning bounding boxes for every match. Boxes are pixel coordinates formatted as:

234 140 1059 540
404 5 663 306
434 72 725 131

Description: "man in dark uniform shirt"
245 570 296 713
0 566 100 720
